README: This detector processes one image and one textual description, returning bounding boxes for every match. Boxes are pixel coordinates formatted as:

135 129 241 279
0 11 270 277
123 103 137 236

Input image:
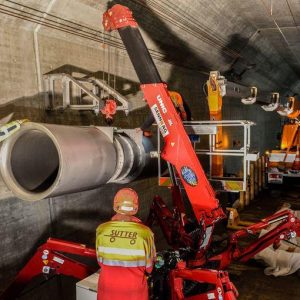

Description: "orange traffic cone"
292 145 300 170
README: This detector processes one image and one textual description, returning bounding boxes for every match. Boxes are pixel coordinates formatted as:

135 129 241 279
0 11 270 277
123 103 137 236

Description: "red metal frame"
170 262 238 300
103 4 138 31
209 209 300 269
148 190 300 270
146 192 194 249
0 238 97 300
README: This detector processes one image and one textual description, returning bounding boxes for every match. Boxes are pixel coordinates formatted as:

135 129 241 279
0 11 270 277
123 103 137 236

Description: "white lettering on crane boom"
151 104 169 137
157 95 167 114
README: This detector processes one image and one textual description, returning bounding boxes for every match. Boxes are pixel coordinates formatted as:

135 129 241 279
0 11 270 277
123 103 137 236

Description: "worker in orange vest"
96 188 156 300
168 90 188 121
140 90 190 134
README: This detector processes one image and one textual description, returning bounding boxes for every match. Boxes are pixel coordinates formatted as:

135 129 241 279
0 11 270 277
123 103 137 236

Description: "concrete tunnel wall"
0 0 286 294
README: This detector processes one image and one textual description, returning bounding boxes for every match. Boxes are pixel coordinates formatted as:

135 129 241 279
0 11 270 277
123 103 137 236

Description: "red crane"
102 5 300 299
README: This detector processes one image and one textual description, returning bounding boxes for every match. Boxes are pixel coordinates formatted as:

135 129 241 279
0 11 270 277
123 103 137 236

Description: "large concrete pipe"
0 122 154 201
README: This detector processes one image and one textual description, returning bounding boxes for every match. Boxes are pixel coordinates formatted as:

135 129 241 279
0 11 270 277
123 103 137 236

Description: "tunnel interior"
10 130 59 193
0 0 300 299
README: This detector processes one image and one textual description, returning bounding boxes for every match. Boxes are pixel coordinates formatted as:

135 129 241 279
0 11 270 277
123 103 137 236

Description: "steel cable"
0 1 166 61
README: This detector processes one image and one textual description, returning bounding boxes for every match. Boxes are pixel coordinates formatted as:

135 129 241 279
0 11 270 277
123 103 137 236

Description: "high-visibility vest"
168 91 183 108
96 221 155 269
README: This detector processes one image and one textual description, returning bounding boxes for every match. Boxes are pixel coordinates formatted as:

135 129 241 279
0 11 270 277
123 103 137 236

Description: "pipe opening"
10 130 59 193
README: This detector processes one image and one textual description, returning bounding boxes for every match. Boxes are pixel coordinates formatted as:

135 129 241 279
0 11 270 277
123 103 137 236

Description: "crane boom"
103 4 225 224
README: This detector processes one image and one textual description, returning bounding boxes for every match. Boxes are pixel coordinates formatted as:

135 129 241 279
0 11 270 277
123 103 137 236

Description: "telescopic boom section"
103 4 225 224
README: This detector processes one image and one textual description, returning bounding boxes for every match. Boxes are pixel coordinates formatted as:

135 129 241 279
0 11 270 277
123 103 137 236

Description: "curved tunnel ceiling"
0 0 299 94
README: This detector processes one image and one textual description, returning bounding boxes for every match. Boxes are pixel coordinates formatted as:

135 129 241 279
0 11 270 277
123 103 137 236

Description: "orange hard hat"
113 188 139 215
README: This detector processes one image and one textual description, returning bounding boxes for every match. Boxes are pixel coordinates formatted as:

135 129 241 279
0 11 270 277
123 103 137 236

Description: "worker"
96 188 156 300
168 90 188 121
140 90 190 134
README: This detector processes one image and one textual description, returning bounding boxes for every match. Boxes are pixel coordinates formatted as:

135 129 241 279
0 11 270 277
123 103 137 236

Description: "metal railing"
157 120 259 192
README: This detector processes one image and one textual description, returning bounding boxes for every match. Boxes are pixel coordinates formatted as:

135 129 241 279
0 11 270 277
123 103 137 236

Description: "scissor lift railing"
158 120 259 192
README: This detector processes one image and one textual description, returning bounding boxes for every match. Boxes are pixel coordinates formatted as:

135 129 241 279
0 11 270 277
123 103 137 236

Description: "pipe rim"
0 122 62 201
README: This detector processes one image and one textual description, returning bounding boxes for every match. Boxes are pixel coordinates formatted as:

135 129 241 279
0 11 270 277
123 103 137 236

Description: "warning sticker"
151 104 169 137
53 256 64 264
224 180 243 191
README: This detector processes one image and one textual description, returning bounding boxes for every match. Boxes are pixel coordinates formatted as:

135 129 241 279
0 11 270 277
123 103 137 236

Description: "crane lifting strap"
0 119 29 143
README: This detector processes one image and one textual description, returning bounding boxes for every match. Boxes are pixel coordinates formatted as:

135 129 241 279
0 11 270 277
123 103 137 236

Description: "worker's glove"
143 130 152 137
154 254 164 269
180 111 187 121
